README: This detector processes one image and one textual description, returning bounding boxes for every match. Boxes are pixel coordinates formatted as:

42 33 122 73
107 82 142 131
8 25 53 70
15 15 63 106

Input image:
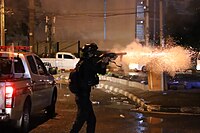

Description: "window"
136 23 144 41
34 56 48 75
27 56 38 74
58 54 62 59
14 58 25 73
0 57 25 76
137 5 144 19
64 54 74 59
0 58 12 74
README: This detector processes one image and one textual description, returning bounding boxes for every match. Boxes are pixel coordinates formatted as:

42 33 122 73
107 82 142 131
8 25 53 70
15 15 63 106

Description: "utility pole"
45 16 51 53
1 0 5 46
104 0 107 41
160 0 164 47
153 0 156 46
45 15 56 54
52 16 56 53
145 0 149 46
29 0 35 52
77 40 81 58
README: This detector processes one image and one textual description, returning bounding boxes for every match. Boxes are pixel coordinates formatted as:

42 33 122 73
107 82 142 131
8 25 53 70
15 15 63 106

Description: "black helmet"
81 43 98 53
81 43 98 58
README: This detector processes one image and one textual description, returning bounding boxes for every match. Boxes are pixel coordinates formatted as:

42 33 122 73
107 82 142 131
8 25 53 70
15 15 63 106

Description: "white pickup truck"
0 51 57 133
41 52 80 71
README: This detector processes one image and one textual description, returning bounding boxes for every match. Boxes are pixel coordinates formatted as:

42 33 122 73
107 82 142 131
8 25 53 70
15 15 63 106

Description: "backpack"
68 61 82 94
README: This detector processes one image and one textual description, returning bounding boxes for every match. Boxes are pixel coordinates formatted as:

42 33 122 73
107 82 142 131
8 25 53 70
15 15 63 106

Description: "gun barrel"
115 52 127 56
100 52 127 59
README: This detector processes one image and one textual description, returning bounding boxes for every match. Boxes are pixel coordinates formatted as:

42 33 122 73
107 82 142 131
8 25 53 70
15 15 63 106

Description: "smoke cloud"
113 41 193 76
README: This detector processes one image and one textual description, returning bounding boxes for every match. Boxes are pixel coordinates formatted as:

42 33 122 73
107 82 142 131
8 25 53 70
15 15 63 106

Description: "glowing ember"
113 41 193 76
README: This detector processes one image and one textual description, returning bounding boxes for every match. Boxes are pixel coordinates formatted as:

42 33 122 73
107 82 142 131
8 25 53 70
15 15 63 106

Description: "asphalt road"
29 84 138 133
1 81 200 133
30 83 200 133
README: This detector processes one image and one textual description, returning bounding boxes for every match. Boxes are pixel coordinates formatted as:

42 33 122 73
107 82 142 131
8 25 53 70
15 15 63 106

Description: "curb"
99 75 148 90
98 83 200 115
99 75 159 112
99 76 200 114
55 74 200 115
98 83 157 112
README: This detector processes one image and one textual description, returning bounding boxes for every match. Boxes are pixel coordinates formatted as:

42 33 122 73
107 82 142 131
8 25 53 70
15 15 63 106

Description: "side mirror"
49 67 57 75
38 68 45 75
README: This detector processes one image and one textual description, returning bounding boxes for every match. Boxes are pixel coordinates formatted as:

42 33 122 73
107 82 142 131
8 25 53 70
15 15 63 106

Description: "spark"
113 41 193 76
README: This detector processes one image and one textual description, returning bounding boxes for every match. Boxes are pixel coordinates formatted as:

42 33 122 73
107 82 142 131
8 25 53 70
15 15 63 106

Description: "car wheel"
142 66 146 72
46 89 57 118
17 99 31 133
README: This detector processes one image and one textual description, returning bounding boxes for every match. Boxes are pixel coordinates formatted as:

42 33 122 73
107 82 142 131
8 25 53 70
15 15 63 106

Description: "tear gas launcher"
97 52 127 67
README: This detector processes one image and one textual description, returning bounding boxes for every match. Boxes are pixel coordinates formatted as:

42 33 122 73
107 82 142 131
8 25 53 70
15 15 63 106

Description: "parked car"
41 52 79 71
129 63 146 72
168 73 200 90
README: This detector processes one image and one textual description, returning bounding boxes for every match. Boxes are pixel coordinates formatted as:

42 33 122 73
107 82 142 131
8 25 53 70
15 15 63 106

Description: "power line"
59 41 78 51
7 7 145 18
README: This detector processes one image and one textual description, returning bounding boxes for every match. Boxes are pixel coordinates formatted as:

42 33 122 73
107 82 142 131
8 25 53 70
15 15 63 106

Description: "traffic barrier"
99 75 148 90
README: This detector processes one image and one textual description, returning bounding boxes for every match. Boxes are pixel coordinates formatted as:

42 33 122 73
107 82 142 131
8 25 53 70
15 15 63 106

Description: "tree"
186 0 200 49
5 0 42 45
165 2 190 47
165 0 200 49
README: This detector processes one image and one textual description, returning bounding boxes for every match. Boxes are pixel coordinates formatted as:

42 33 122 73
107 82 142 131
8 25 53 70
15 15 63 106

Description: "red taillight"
5 86 14 108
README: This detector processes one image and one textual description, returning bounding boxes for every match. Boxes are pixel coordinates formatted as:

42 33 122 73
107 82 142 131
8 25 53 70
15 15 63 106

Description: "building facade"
135 0 192 46
38 0 192 54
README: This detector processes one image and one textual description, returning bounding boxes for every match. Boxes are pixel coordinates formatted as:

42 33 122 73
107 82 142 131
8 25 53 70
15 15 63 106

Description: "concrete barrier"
99 75 148 90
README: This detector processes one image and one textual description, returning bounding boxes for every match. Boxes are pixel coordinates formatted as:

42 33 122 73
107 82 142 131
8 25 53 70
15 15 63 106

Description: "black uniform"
70 56 107 133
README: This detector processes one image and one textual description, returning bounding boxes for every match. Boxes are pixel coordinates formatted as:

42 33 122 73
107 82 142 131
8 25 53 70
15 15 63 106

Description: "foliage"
165 0 200 50
186 0 200 49
5 0 42 44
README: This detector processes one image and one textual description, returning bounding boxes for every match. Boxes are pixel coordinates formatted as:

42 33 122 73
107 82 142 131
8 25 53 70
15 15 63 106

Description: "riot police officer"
70 43 109 133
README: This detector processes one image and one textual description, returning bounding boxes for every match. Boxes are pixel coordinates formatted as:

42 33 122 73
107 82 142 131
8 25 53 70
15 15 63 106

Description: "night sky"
41 0 136 50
